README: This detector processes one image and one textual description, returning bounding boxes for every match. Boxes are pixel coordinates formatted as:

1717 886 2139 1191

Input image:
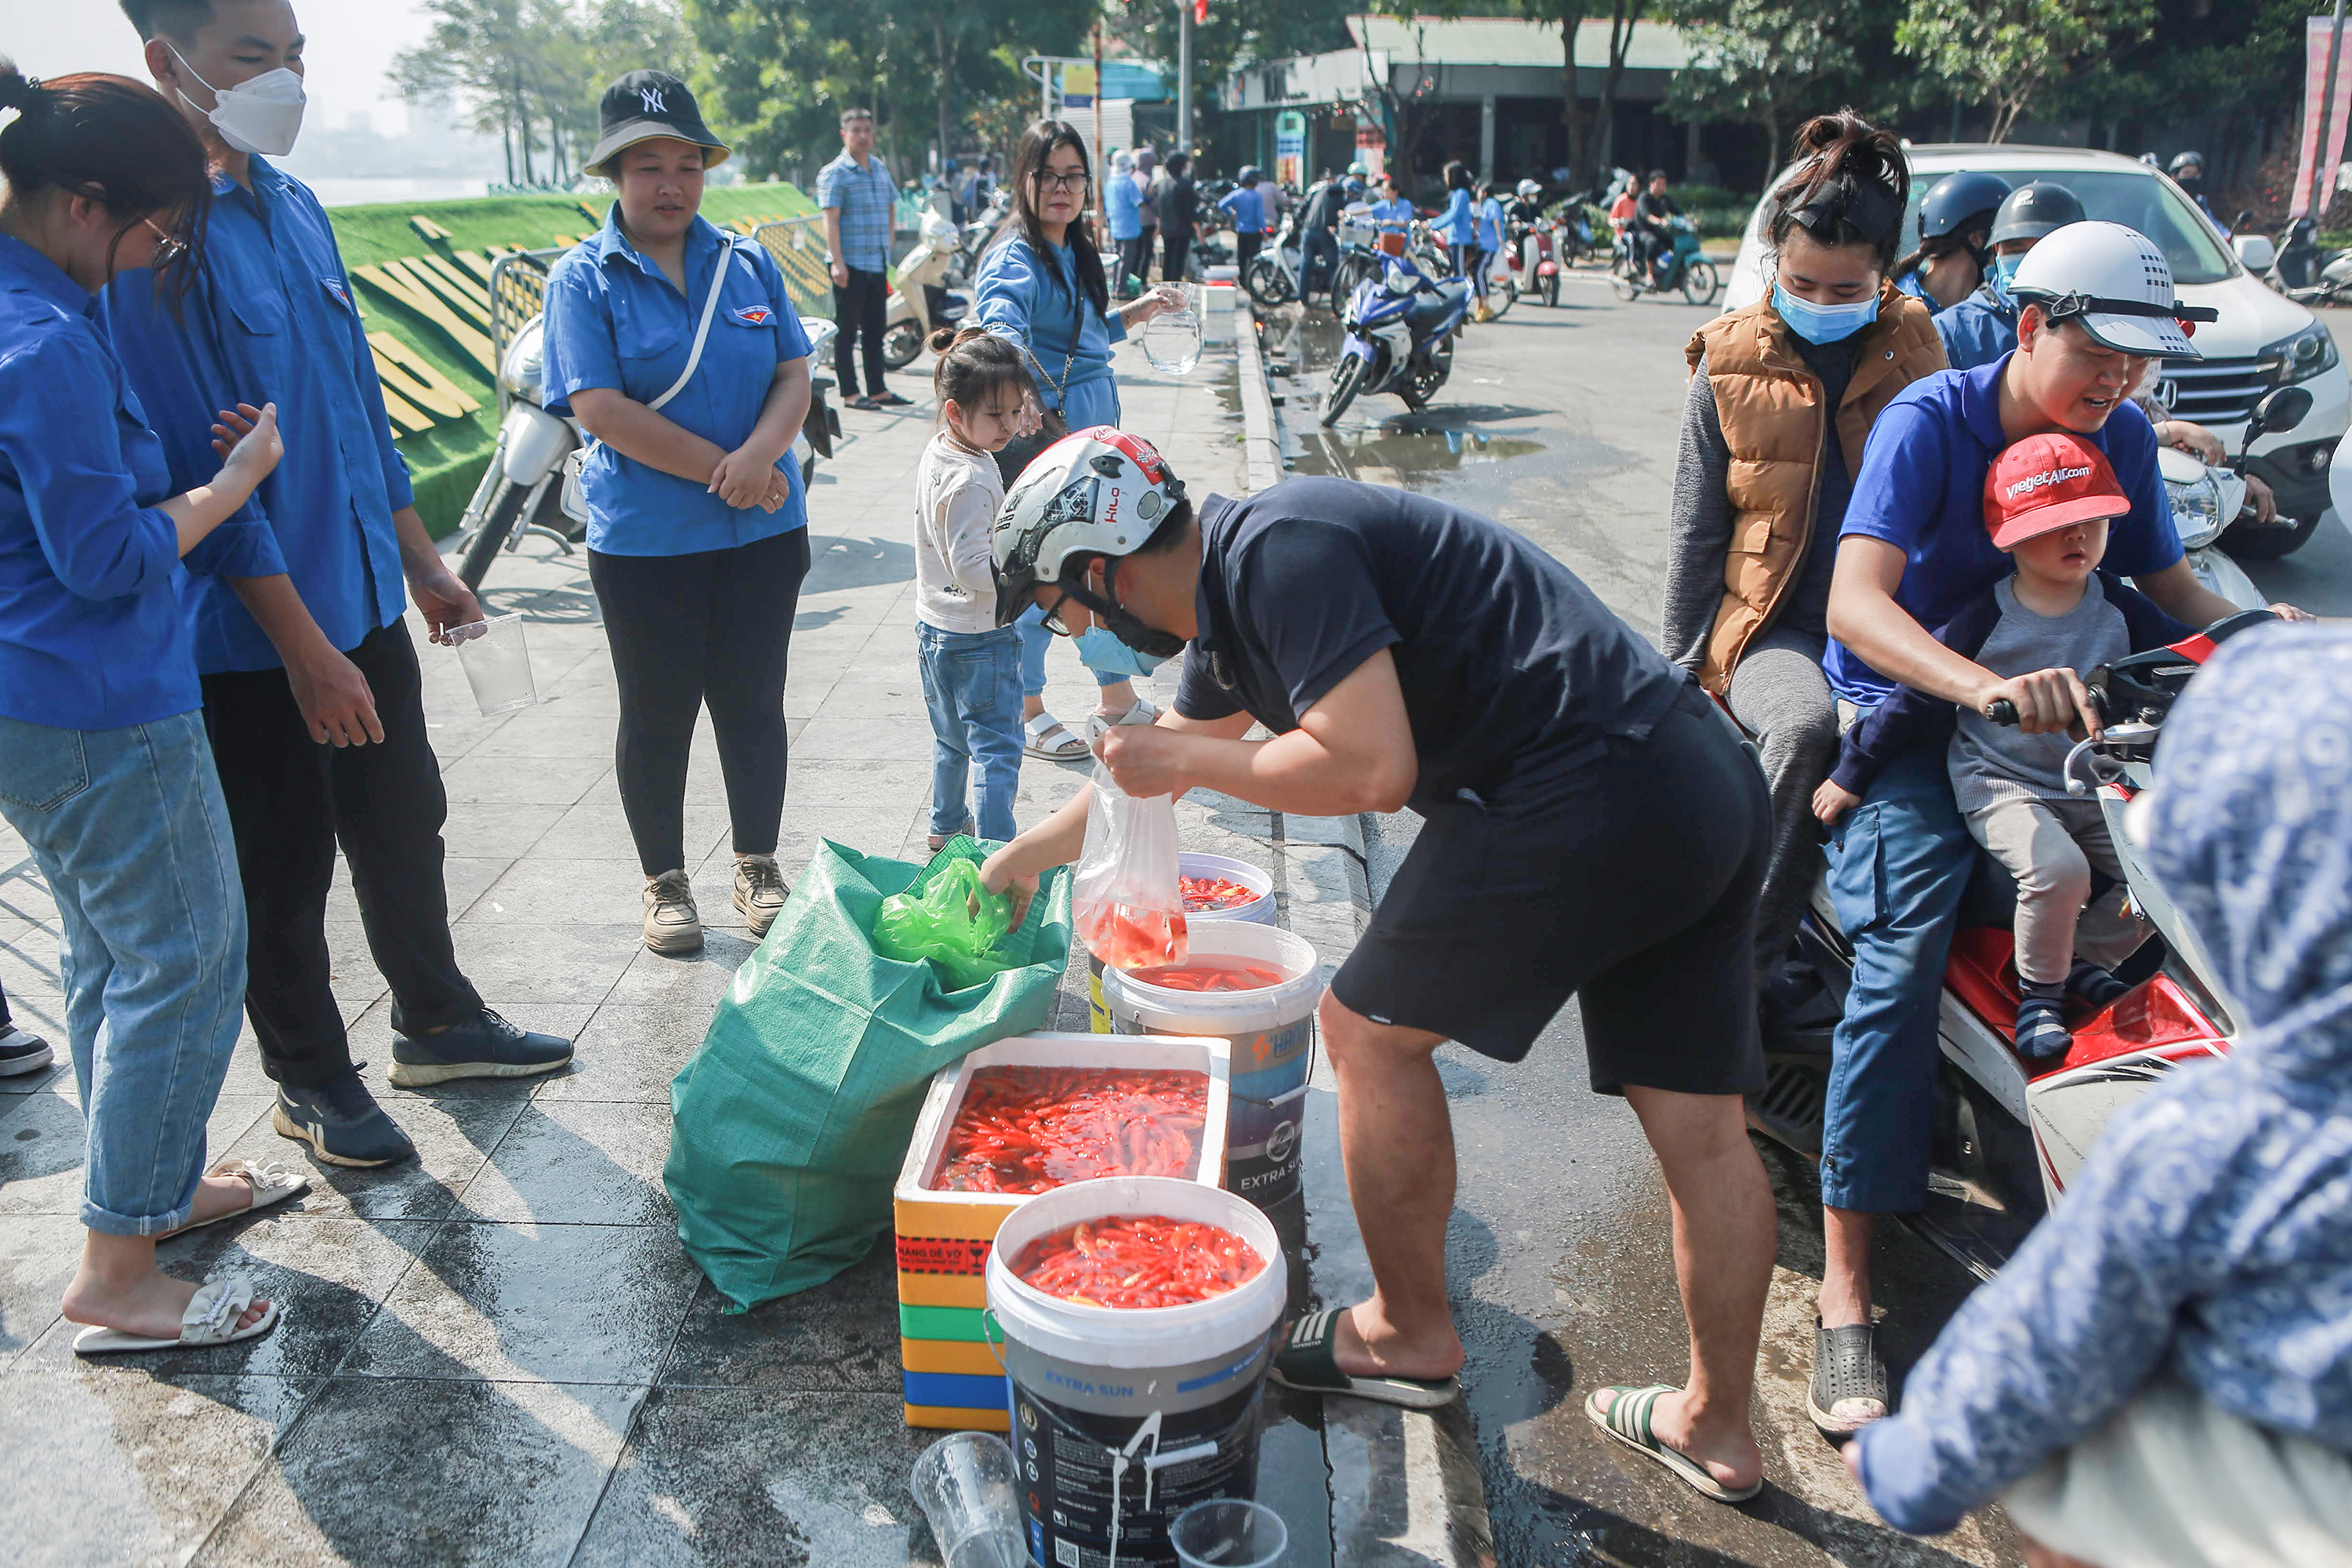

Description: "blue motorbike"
1318 254 1472 426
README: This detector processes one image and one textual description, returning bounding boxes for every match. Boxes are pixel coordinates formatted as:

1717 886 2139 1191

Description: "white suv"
1726 144 2348 557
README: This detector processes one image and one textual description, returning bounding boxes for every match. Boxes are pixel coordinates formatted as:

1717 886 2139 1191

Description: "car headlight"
2259 323 2341 386
2169 472 2227 550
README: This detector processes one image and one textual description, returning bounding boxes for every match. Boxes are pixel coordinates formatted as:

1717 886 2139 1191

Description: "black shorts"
1331 684 1769 1095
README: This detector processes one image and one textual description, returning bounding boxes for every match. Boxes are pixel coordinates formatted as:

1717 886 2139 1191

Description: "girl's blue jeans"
0 711 245 1236
917 624 1024 841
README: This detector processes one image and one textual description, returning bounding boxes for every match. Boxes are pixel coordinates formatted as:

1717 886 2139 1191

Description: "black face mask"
1062 556 1186 660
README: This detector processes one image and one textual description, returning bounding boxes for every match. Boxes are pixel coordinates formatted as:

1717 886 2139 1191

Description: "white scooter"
881 208 971 371
2161 386 2312 609
452 310 839 591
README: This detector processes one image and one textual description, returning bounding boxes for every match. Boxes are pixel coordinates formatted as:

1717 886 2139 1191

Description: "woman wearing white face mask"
1658 111 1947 1117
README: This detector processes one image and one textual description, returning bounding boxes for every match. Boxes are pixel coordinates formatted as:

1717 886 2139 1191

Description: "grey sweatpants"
1722 625 1839 981
1965 795 2147 985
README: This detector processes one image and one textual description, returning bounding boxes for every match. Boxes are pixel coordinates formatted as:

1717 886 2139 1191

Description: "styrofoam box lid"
893 1032 1233 1210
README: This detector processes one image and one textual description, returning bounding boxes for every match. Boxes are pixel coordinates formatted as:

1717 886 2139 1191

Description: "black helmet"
1990 181 2087 247
2169 151 2205 180
1918 171 2011 241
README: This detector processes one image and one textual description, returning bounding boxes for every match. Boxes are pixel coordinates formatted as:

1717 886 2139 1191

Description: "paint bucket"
1223 1083 1307 1210
1177 853 1275 928
985 1177 1287 1568
1103 925 1319 1102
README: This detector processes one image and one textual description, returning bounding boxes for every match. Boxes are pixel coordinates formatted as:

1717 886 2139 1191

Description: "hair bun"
926 325 960 354
0 64 42 114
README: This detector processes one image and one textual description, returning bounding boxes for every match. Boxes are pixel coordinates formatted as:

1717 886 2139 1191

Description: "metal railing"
750 216 837 321
485 247 565 416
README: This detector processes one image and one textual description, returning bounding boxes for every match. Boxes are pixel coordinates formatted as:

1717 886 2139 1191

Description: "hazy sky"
0 0 440 135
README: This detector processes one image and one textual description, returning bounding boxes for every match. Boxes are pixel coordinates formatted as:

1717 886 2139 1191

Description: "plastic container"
450 614 536 716
1225 1083 1308 1209
986 1176 1287 1568
1142 283 1203 376
892 1032 1232 1429
909 1433 1028 1568
1178 853 1276 928
1105 924 1319 1102
1171 1498 1289 1568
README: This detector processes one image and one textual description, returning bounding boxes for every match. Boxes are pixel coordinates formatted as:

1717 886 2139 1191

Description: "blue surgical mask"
1772 281 1878 344
1074 626 1163 679
1990 252 2025 305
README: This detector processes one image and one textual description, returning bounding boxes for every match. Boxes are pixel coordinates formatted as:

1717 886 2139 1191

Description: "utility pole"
1094 20 1106 230
1178 0 1194 154
2315 0 2350 221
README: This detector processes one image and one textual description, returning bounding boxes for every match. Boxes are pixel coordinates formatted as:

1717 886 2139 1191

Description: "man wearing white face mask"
103 0 574 1172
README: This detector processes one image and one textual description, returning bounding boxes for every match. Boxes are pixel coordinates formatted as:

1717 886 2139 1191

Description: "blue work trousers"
918 624 1023 841
0 711 245 1236
1818 742 1978 1215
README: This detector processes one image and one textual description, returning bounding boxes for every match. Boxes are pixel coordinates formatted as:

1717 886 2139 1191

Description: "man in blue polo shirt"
107 0 571 1170
1802 220 2311 1435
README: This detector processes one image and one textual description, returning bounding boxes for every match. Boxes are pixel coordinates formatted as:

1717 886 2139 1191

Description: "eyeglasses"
1040 593 1083 636
143 216 187 270
1031 169 1091 193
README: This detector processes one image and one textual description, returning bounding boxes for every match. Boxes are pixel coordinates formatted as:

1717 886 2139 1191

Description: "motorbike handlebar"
1985 699 2020 726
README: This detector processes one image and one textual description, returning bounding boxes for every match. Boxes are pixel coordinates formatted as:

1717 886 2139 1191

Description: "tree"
392 0 543 183
1588 0 1642 184
1896 0 2156 143
1664 0 1864 165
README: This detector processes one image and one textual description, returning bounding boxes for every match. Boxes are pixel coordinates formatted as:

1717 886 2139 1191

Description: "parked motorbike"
2259 216 2352 306
1749 608 2280 1276
1318 252 1472 427
1508 216 1563 307
1243 212 1312 306
452 312 840 592
883 208 971 370
2167 387 2314 583
947 187 1011 289
1610 215 1720 306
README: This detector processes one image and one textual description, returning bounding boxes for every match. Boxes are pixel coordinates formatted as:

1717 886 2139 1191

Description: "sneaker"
390 1007 573 1089
643 869 703 955
2015 990 2073 1061
0 1024 52 1077
731 855 789 940
272 1069 417 1168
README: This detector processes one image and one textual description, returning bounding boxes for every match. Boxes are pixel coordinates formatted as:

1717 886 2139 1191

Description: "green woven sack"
665 836 1072 1310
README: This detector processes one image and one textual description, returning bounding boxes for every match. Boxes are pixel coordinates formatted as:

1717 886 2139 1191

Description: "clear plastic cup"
908 1433 1026 1568
1142 284 1203 375
448 614 536 716
1170 1498 1289 1567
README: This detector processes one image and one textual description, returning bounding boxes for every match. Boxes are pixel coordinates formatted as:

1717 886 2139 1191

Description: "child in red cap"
1813 432 2200 1058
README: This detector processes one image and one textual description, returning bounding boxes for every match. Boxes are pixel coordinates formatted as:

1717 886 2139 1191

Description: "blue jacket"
0 237 229 729
1857 626 2352 1534
1438 187 1476 246
1475 196 1505 255
972 235 1127 430
103 158 405 674
1105 172 1143 241
1936 285 2020 371
1217 185 1269 236
540 209 813 557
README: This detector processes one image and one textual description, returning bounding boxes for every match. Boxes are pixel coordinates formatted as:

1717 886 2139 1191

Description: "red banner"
1195 0 1208 22
2293 14 2352 219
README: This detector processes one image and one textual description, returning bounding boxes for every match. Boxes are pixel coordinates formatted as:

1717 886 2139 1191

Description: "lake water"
303 176 494 209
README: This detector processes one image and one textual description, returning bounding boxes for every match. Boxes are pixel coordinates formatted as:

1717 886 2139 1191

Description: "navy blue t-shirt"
1828 353 2183 708
1172 478 1688 811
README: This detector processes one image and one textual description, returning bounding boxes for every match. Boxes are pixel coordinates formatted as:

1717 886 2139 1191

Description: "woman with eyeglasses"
0 64 292 1354
973 119 1186 760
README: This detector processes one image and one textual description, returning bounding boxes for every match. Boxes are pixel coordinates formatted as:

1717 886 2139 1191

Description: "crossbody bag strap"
648 238 737 412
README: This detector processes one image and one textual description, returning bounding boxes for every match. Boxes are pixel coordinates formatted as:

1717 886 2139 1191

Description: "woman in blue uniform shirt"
972 118 1185 760
0 66 289 1353
542 72 815 956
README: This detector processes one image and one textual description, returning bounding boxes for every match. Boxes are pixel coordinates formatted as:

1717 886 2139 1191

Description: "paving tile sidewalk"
0 336 1250 1567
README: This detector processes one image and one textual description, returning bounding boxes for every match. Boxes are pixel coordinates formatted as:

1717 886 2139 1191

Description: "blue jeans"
1818 742 1977 1214
918 624 1023 840
1015 604 1120 696
0 712 245 1236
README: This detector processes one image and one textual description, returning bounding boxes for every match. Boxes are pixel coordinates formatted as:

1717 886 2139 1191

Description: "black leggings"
588 528 811 876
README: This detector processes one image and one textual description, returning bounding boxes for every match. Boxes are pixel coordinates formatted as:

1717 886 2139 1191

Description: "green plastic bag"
872 857 1018 991
664 836 1072 1311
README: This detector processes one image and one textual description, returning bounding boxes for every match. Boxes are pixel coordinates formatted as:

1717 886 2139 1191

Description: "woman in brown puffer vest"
1660 111 1947 1014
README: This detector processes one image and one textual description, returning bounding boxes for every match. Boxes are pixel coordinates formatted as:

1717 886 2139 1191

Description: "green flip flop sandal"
1584 1384 1764 1504
1266 1309 1461 1410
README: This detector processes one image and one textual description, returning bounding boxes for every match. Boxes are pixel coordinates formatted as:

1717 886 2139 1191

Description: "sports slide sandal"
1584 1384 1764 1503
157 1158 309 1242
73 1273 283 1356
1267 1309 1461 1410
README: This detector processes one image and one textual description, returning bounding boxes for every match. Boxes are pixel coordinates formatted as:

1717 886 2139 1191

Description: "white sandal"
73 1272 283 1356
156 1158 309 1241
1023 713 1088 760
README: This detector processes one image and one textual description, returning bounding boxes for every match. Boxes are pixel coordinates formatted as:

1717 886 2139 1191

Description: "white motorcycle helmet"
991 426 1190 656
2008 220 2216 360
1516 178 1542 200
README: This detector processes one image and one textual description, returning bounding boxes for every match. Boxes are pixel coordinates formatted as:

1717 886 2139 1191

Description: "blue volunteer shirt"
1105 172 1142 241
1475 196 1505 255
541 210 814 557
815 148 895 272
0 237 238 728
103 158 408 675
1438 187 1476 247
1828 354 2183 709
972 235 1127 430
1370 197 1414 234
1218 186 1269 236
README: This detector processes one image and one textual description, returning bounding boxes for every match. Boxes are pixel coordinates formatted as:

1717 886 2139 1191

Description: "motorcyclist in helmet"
2169 150 2221 230
1508 176 1547 226
1890 170 2009 312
